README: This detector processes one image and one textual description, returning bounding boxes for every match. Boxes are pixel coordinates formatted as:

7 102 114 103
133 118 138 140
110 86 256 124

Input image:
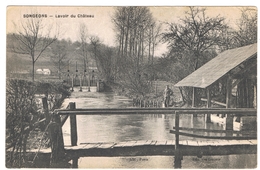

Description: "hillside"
6 34 97 80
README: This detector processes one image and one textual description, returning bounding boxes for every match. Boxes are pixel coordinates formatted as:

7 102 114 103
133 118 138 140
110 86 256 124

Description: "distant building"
36 69 43 74
36 68 51 75
43 69 51 75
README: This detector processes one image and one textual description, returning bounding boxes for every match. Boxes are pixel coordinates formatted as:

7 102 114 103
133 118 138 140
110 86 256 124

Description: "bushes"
6 79 70 168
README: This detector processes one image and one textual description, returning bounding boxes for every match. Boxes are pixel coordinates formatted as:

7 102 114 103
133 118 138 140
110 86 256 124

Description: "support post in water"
174 111 182 168
42 97 50 124
192 87 197 117
69 102 78 146
206 87 211 123
69 102 79 168
48 112 66 167
226 75 233 134
71 74 74 92
79 74 82 92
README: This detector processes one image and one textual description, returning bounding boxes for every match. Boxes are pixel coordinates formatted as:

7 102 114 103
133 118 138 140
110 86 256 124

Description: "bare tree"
162 7 227 105
78 23 89 73
50 39 68 79
12 16 58 81
163 7 226 71
234 7 257 47
112 7 155 96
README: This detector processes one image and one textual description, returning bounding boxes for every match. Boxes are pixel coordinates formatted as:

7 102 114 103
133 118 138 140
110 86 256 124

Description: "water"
61 87 257 168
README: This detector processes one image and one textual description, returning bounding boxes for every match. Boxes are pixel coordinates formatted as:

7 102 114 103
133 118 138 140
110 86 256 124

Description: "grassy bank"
107 80 185 107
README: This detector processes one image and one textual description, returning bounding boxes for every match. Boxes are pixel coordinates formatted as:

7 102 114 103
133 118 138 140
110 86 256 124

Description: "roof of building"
174 43 257 88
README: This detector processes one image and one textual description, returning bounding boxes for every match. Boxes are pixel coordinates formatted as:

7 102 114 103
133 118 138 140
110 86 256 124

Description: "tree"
50 39 68 79
162 7 227 104
112 7 154 70
12 16 58 81
89 35 117 82
78 23 89 73
163 7 226 71
112 7 156 96
234 7 257 47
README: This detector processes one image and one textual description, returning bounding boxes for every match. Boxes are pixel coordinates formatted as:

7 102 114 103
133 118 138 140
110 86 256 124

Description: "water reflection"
63 114 226 144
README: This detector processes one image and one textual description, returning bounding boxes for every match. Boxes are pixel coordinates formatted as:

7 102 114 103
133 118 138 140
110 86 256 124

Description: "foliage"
6 79 42 167
111 7 161 96
234 7 257 47
161 7 227 104
50 39 69 79
6 79 70 168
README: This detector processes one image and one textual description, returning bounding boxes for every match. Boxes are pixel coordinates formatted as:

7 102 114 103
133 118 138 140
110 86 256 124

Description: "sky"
6 6 245 56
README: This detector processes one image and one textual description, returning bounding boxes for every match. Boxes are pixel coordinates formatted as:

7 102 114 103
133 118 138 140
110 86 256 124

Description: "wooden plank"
248 140 257 145
114 141 128 147
179 140 187 145
225 140 241 145
187 140 199 146
165 140 175 145
122 141 137 147
29 148 52 153
150 140 157 145
201 98 227 107
133 140 149 146
143 140 153 145
97 143 117 149
155 141 167 145
84 143 101 149
65 144 88 150
197 140 211 146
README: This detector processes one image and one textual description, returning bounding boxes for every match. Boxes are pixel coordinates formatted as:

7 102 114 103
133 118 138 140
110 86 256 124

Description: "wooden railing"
49 103 256 168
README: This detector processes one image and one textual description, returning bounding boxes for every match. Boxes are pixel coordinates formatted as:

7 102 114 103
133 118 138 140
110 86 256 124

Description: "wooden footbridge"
29 103 257 168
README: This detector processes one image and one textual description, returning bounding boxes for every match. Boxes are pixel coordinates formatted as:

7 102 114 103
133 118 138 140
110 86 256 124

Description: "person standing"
164 85 173 107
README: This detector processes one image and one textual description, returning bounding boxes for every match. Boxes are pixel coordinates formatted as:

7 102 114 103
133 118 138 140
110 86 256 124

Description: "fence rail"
56 107 257 116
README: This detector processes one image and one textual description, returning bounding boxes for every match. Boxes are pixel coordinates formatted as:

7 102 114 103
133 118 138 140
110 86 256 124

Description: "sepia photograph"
5 6 257 168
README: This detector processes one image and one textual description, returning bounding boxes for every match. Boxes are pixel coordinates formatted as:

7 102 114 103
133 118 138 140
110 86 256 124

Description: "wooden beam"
174 111 181 168
226 75 233 131
172 126 257 135
69 102 78 146
206 87 211 123
48 113 65 166
56 108 256 116
232 79 242 89
192 87 195 108
201 98 227 107
169 130 256 140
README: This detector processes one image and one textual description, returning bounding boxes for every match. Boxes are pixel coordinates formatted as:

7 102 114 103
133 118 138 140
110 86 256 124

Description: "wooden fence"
47 104 256 168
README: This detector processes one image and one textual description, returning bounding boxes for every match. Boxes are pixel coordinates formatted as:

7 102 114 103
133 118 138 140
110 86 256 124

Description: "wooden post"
79 74 82 92
226 75 233 132
48 112 65 167
155 80 158 96
88 72 91 92
72 158 78 168
192 87 197 117
42 97 50 124
71 74 74 92
192 87 195 108
174 111 182 168
206 87 211 123
69 102 77 146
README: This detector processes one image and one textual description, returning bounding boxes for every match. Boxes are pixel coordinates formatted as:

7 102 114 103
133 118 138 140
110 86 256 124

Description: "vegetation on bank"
6 79 71 168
